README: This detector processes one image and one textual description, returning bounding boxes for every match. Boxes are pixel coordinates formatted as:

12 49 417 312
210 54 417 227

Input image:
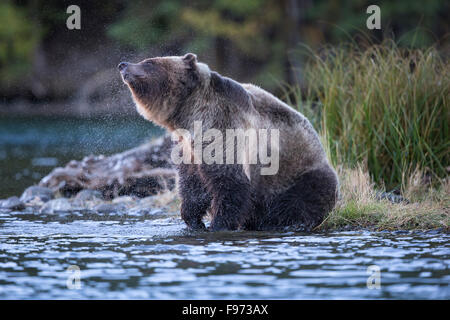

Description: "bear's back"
241 83 329 194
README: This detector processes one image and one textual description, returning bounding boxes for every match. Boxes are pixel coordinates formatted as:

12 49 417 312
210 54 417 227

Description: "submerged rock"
93 203 127 214
1 197 25 211
112 195 136 203
20 186 54 203
40 198 72 214
74 189 103 201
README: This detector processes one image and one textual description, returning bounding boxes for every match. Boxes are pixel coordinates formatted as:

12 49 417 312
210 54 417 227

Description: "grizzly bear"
118 53 339 231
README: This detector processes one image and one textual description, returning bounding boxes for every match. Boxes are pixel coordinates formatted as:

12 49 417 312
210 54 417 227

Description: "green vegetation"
281 42 449 231
0 1 40 85
286 42 449 190
107 0 287 88
1 0 448 94
317 165 449 231
106 0 448 89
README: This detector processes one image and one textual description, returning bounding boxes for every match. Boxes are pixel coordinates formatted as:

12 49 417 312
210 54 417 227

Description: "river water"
0 209 449 299
0 116 449 299
0 115 163 198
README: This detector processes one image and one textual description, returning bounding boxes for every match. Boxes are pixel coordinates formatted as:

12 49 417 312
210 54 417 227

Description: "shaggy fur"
119 53 339 231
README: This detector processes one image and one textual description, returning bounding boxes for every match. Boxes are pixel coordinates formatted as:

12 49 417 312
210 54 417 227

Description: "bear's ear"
182 53 197 69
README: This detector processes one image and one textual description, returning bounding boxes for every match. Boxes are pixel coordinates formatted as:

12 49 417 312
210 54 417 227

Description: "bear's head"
118 53 210 129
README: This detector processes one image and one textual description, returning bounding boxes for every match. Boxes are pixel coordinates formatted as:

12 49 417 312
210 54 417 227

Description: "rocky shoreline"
0 134 181 220
38 135 176 199
0 185 180 219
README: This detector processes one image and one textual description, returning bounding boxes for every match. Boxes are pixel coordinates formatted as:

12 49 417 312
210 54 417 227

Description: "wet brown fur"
121 54 339 231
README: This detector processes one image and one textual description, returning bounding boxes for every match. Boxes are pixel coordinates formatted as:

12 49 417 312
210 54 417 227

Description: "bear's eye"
143 60 154 66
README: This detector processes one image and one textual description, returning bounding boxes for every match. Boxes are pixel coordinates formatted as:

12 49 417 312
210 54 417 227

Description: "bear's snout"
117 62 129 72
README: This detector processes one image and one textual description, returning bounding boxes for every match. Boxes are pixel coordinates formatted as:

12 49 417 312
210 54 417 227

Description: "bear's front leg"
199 164 253 231
179 164 211 230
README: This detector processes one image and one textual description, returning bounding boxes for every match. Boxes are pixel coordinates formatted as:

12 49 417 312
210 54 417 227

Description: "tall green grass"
286 42 449 189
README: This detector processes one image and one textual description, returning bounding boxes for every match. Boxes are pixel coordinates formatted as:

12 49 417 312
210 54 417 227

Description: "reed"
285 41 449 191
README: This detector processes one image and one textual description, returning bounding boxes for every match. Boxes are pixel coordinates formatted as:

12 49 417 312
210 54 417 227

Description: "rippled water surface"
0 209 448 299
